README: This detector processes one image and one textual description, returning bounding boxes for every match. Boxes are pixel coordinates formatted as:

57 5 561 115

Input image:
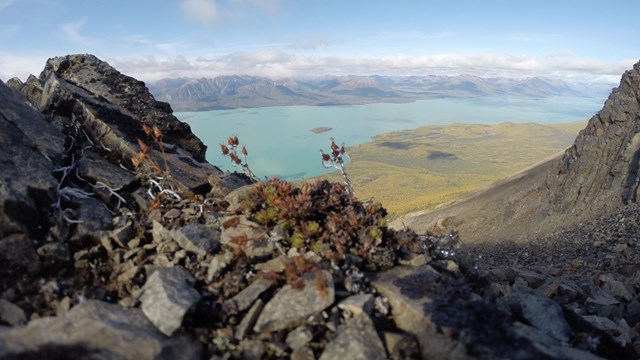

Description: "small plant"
320 137 354 196
240 178 396 270
220 135 259 182
131 124 171 177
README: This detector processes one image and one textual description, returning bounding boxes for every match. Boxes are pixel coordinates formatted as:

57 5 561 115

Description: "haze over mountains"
148 74 611 111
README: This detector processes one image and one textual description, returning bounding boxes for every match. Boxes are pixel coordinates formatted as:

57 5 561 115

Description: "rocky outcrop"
550 61 640 212
40 54 207 162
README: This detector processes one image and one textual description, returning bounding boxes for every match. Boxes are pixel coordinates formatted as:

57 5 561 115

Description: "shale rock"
0 80 63 239
35 54 221 192
319 313 386 360
0 300 201 360
140 267 201 336
254 270 335 333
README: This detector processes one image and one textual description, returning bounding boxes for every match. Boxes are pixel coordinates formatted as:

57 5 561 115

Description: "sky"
0 0 639 84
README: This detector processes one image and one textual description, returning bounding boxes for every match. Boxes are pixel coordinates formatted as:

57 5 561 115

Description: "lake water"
176 96 606 180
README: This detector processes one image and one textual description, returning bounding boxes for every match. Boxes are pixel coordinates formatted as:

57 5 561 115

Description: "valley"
319 121 586 217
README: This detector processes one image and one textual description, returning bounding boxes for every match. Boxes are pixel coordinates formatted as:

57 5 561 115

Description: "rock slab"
140 267 201 336
0 300 201 360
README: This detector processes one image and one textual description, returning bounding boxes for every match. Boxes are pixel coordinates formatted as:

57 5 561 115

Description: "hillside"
392 60 640 245
148 74 603 111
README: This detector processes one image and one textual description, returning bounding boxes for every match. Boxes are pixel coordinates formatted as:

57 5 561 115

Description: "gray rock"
220 215 274 258
539 278 585 303
78 150 136 190
285 325 314 351
152 219 172 244
226 278 273 313
140 267 201 336
512 322 603 360
235 299 264 340
254 270 334 333
0 300 201 360
383 332 421 360
291 347 315 360
0 299 26 326
254 255 287 273
210 173 254 200
513 268 547 288
582 315 634 346
0 80 63 240
599 274 632 302
207 250 235 282
173 224 220 257
624 299 640 326
319 313 386 360
72 196 115 241
5 77 24 92
585 291 621 317
41 54 206 161
337 294 374 317
372 266 468 359
512 289 571 343
21 74 44 106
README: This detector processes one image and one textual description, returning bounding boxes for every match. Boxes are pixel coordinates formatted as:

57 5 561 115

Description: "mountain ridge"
148 74 609 111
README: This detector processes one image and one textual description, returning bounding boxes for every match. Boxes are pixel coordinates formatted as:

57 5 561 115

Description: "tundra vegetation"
322 121 586 217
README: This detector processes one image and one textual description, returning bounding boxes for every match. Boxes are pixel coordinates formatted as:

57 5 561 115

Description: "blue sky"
0 0 638 83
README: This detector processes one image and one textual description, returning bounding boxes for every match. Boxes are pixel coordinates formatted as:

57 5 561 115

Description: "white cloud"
180 0 218 25
2 49 630 86
103 51 632 85
0 0 14 10
60 17 89 44
0 52 49 81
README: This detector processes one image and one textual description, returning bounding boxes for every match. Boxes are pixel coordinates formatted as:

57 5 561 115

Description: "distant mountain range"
148 74 613 111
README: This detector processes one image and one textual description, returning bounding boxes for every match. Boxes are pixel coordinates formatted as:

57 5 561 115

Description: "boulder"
140 267 201 336
0 300 201 360
254 270 334 333
319 313 386 360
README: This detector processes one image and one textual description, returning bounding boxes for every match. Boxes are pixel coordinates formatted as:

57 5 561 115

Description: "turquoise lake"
176 96 606 180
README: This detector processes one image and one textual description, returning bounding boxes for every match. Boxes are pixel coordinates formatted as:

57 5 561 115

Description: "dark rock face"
40 54 207 161
0 80 64 239
550 61 640 213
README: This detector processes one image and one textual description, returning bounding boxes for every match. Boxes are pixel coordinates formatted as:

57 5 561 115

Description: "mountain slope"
391 60 640 243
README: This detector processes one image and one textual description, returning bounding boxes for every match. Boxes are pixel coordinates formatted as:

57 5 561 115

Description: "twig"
320 138 354 196
91 181 127 208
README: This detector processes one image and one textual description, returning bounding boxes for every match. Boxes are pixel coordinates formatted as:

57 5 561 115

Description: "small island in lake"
311 126 332 134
